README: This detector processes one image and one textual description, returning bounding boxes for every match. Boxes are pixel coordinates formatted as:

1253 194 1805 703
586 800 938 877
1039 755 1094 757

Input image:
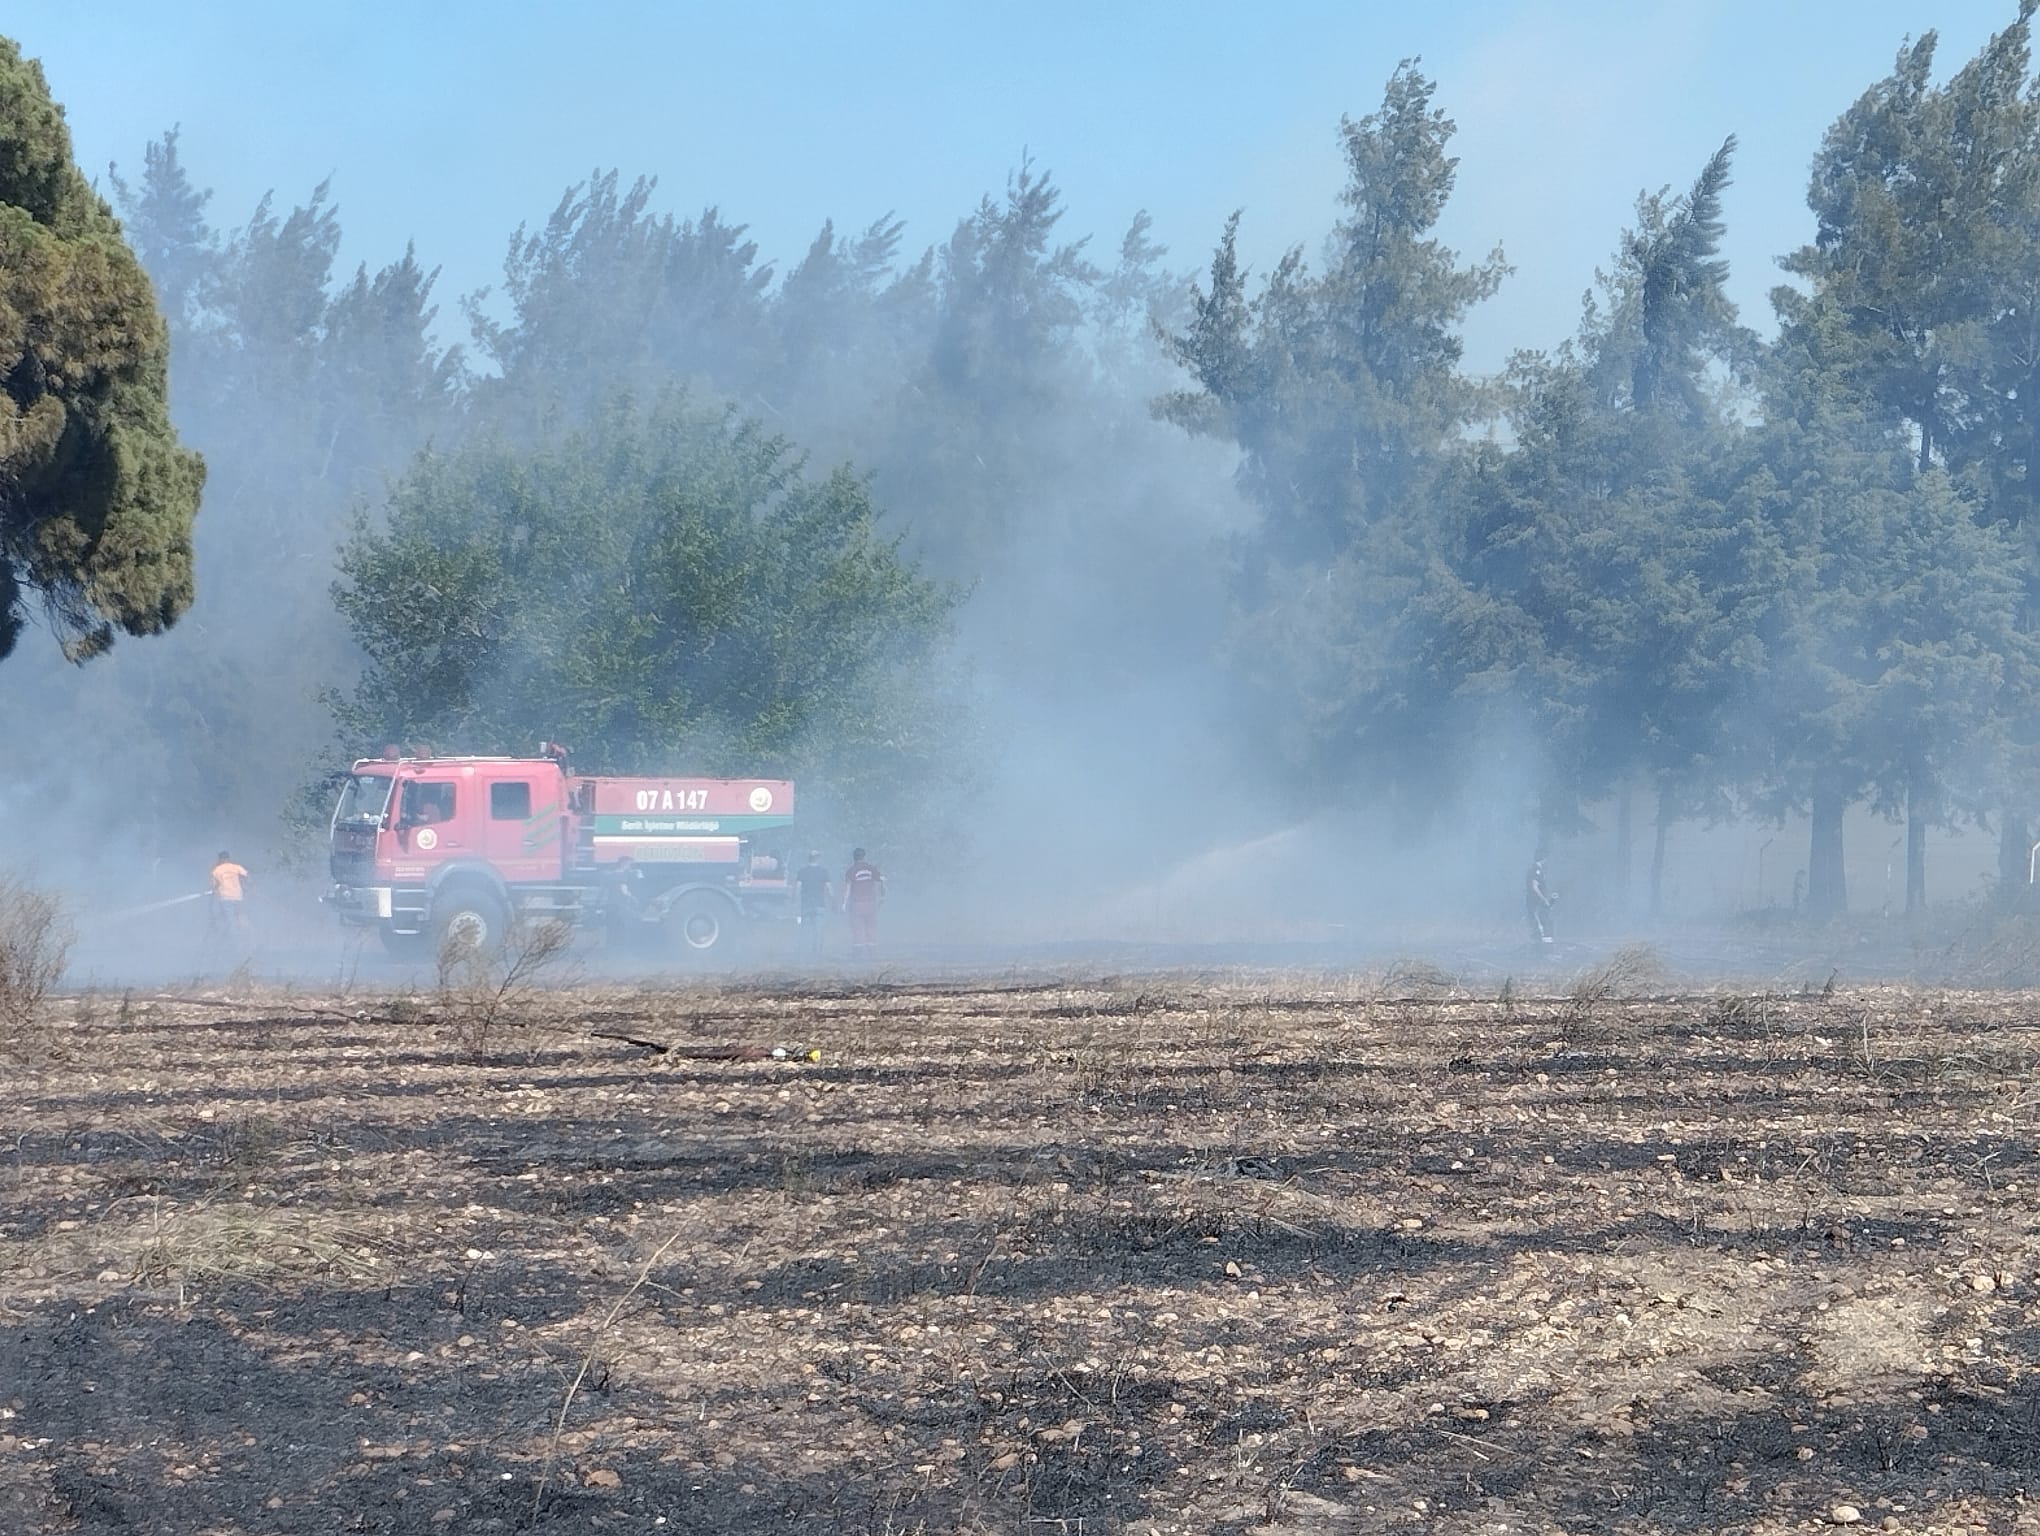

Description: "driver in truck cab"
407 783 452 824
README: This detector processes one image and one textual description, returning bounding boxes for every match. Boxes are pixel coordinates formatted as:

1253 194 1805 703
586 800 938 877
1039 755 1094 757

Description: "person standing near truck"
840 846 886 959
795 850 832 960
600 856 643 948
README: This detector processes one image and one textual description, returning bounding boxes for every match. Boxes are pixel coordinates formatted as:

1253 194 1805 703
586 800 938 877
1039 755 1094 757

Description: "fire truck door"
482 777 560 880
397 779 462 857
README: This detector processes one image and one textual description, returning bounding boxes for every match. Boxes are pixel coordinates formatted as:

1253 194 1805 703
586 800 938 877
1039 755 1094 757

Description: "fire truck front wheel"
431 887 509 957
666 891 736 957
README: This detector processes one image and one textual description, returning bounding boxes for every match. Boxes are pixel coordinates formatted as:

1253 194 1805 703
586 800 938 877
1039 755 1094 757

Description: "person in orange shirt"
209 851 251 938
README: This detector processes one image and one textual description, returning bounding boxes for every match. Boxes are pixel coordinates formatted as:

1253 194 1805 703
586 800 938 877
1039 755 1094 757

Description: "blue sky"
15 1 2024 371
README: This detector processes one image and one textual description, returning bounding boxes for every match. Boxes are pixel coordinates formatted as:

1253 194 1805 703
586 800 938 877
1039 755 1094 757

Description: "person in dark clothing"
602 856 642 947
794 850 832 960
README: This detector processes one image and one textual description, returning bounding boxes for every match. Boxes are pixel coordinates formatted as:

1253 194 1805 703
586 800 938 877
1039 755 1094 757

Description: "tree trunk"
1614 783 1633 916
2003 812 2033 908
1905 774 1927 915
1649 782 1672 918
1808 784 1848 921
1474 806 1497 919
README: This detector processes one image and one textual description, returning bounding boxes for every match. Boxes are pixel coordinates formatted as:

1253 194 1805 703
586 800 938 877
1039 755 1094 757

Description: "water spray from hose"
97 891 209 924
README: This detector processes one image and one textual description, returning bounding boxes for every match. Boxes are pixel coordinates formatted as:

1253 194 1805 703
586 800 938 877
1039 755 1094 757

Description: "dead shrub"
533 1227 687 1519
0 875 74 1047
436 917 576 1061
200 1112 290 1173
1496 974 1524 1024
1375 957 1459 998
1704 992 1773 1032
1563 942 1665 1034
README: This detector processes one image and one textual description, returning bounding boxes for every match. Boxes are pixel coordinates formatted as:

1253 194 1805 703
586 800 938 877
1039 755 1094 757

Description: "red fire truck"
324 747 796 956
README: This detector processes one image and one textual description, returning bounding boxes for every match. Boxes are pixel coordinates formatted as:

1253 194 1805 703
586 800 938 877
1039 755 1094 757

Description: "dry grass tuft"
1920 911 2040 989
1845 992 2040 1107
121 1201 397 1287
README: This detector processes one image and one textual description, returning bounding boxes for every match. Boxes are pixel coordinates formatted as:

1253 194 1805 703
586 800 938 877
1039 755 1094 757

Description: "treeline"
13 12 2040 916
1164 22 2040 918
4 135 1232 865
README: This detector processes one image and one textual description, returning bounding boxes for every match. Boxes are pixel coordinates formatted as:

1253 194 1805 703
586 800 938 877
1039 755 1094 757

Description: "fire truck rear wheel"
432 888 508 957
666 891 733 957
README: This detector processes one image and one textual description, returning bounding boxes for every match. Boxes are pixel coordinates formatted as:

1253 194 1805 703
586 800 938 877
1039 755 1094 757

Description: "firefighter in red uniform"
840 846 886 959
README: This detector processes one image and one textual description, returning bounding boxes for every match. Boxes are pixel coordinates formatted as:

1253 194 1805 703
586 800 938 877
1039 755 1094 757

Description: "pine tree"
106 126 213 336
1156 64 1507 805
1780 7 2040 905
1742 309 2023 918
0 37 205 661
471 171 774 431
1781 11 2037 476
318 245 463 495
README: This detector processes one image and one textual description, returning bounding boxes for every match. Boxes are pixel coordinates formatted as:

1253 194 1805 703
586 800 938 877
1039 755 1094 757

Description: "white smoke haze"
6 11 2033 989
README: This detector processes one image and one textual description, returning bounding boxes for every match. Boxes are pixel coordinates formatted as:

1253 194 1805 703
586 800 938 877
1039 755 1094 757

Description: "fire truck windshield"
335 772 394 825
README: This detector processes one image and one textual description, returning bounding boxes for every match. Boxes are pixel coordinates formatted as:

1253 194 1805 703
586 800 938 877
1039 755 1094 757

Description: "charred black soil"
2 972 2036 1534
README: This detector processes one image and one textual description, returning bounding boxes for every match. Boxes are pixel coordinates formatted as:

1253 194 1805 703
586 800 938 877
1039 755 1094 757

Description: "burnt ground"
2 967 2038 1534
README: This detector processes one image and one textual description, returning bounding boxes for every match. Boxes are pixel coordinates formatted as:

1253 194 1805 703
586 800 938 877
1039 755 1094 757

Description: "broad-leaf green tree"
331 394 962 834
